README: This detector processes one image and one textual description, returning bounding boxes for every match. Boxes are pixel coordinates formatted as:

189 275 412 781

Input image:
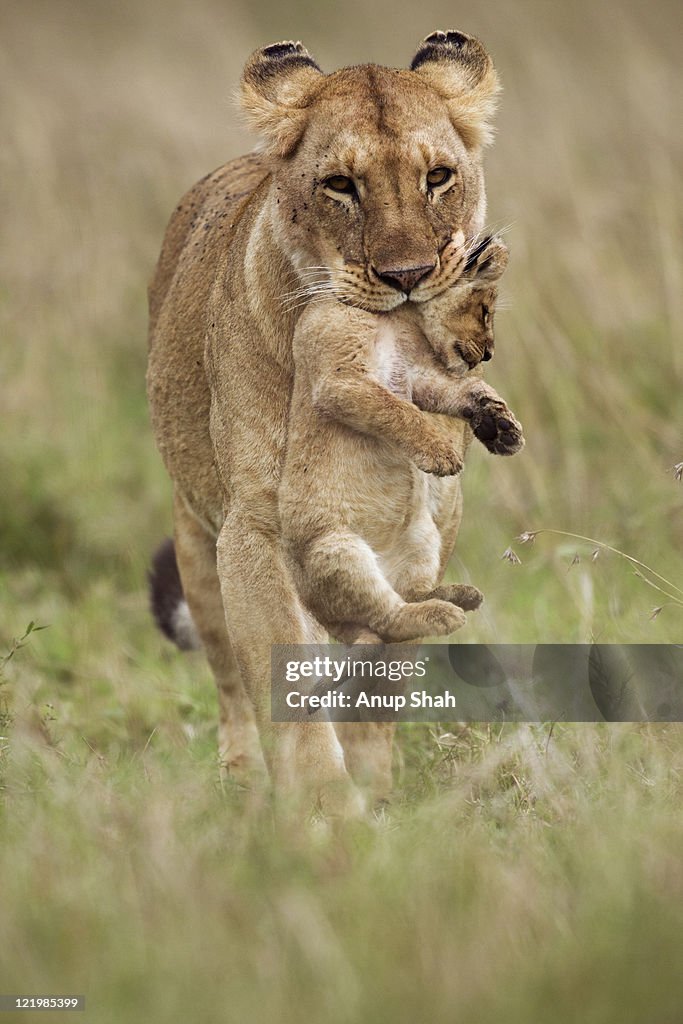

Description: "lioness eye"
426 167 452 188
482 304 491 325
324 175 356 195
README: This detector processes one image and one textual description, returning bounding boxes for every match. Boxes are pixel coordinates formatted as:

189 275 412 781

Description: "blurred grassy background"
1 0 682 1020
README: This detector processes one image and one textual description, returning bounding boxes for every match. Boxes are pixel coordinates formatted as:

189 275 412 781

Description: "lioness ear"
464 236 509 281
410 30 500 148
241 41 324 157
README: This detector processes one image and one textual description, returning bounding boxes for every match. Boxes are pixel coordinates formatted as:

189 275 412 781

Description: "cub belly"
334 436 445 589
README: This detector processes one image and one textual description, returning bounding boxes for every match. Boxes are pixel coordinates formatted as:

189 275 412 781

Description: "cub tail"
148 537 202 651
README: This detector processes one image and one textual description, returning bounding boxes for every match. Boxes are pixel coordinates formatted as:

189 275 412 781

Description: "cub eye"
426 167 453 188
324 175 356 195
482 304 491 325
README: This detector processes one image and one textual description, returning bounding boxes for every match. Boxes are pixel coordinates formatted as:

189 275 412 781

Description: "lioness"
281 233 523 645
147 31 503 815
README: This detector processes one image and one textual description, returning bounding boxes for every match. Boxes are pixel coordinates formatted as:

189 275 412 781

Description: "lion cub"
280 235 523 643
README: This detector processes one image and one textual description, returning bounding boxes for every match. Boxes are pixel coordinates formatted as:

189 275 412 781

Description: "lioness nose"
374 263 436 293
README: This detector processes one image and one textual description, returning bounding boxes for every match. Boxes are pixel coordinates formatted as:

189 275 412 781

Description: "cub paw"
461 388 524 455
377 600 466 642
415 599 467 636
411 438 463 477
427 583 484 611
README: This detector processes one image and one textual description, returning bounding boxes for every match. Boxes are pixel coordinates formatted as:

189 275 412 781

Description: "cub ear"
464 235 509 282
410 30 500 149
241 41 324 157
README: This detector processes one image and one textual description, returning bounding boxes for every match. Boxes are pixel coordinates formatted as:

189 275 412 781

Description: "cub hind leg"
425 583 483 611
387 537 483 617
299 531 466 643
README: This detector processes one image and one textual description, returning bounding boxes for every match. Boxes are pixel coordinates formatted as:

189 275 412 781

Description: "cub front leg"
413 376 524 456
319 380 464 479
298 301 464 476
314 376 464 475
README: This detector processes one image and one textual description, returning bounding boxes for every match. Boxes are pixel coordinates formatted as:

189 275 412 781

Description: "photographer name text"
285 690 456 710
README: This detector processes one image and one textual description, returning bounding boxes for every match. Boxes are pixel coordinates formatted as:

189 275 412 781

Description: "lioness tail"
148 537 202 651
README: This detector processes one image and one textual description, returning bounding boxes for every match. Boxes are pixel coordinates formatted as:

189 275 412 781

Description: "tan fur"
280 235 523 645
147 33 503 815
410 30 501 149
414 234 509 370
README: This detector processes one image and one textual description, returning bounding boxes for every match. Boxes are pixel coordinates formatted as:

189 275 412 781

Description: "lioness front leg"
216 511 367 821
173 490 266 787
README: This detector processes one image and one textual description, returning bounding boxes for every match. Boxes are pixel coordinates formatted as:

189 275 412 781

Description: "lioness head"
417 234 509 372
241 32 500 313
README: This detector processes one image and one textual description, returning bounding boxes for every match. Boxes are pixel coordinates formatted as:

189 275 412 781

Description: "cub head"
417 234 509 372
240 32 500 313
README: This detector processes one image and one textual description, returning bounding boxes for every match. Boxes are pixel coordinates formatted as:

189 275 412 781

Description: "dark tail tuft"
148 537 201 651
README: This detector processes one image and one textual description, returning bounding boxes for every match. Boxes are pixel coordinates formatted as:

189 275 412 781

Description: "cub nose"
373 263 436 293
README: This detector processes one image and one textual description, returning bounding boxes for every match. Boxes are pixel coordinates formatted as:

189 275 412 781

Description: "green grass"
1 0 682 1019
2 676 683 1023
